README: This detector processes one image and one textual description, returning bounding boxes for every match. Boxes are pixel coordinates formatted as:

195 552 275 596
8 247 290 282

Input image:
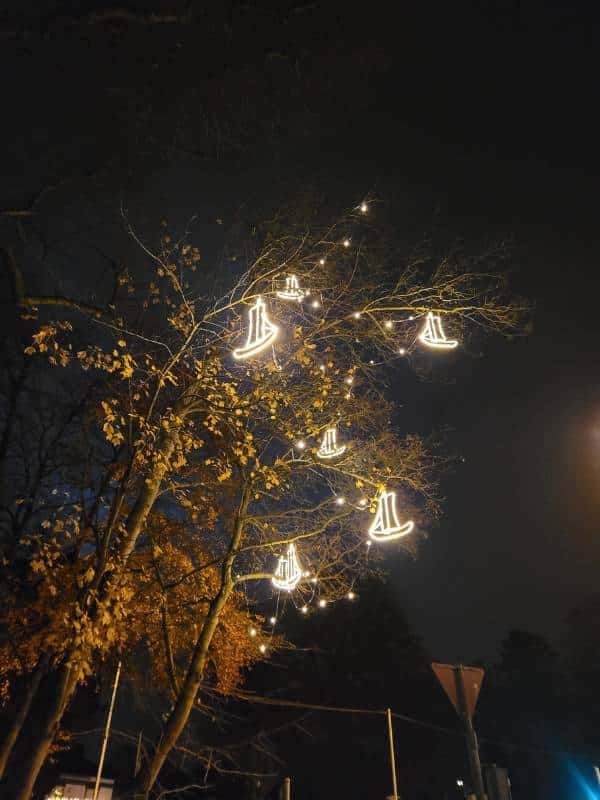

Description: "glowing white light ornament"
233 297 279 360
272 543 302 592
277 273 306 301
418 312 458 350
368 490 414 542
316 427 346 460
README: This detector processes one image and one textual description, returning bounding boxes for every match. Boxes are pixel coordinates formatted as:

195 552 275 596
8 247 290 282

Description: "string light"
269 617 277 625
233 297 279 360
358 498 367 506
360 202 368 213
318 599 327 608
272 543 302 592
343 238 350 247
319 363 326 372
399 348 406 356
347 591 356 600
310 576 318 584
345 376 354 384
345 392 351 399
259 643 267 654
276 274 306 301
249 627 257 638
296 440 306 449
385 320 393 329
335 496 346 505
353 311 361 319
319 258 325 265
368 490 414 542
419 312 459 350
317 427 347 460
300 605 308 614
312 300 321 309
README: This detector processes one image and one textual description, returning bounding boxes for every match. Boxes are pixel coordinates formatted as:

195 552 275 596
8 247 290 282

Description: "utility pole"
92 660 122 800
386 708 399 800
453 666 486 800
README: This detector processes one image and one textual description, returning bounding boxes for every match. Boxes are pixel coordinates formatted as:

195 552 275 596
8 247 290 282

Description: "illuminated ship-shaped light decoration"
418 312 459 350
232 296 279 360
368 490 414 542
276 273 306 301
272 543 302 592
316 426 346 460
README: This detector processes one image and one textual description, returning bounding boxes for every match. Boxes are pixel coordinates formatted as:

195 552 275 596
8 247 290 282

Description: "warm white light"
318 599 327 608
369 359 374 365
345 376 353 384
233 297 279 360
419 312 459 350
319 364 326 372
409 315 414 320
296 440 306 449
368 490 414 541
456 780 464 788
312 300 321 308
311 577 318 584
399 348 406 355
360 202 368 213
259 643 267 654
249 627 257 637
269 616 277 625
335 496 346 505
300 605 308 614
385 320 393 329
366 540 372 547
277 273 306 301
345 392 351 399
272 543 302 592
343 238 350 247
317 427 347 460
359 498 367 507
353 311 361 319
347 591 356 600
319 258 325 265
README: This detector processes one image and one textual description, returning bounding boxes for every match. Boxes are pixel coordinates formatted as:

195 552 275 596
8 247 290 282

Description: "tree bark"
0 654 48 780
134 486 250 798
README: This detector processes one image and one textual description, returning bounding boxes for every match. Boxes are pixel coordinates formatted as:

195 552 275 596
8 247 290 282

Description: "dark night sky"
2 0 600 664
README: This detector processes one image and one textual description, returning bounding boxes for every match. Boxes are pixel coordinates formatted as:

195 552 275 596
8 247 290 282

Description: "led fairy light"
233 296 279 359
368 490 414 542
418 312 459 350
360 202 368 213
272 542 302 592
276 273 306 301
317 426 347 460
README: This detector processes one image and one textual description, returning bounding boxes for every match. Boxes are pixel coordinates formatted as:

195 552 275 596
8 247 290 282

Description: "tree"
0 199 526 798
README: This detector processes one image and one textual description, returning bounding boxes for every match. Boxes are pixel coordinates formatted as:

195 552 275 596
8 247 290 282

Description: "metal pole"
386 708 399 800
453 666 486 800
283 776 291 800
93 660 122 800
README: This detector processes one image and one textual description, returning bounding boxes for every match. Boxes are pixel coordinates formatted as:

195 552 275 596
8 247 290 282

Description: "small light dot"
399 348 406 355
360 202 368 213
336 496 346 505
296 440 306 449
319 364 326 371
312 300 320 308
385 320 393 329
303 570 311 577
269 617 277 625
353 311 361 319
366 540 372 547
318 599 327 608
369 360 375 365
319 258 325 265
259 644 267 654
347 591 356 600
300 605 308 614
343 238 350 247
345 376 353 384
345 392 351 399
311 576 318 584
249 627 257 638
409 315 414 321
359 498 367 506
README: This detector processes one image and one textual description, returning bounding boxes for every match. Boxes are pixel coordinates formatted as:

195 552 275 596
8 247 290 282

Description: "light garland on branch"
232 296 279 360
272 542 302 592
276 274 306 301
368 490 414 542
316 426 346 460
418 312 459 350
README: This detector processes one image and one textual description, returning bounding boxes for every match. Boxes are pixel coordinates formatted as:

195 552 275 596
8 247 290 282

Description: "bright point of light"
366 540 372 547
385 320 393 329
319 258 325 265
296 440 306 449
399 348 406 355
359 498 367 506
319 364 326 371
300 605 308 614
347 591 356 600
343 238 350 247
345 392 351 399
249 627 257 637
312 300 320 308
409 315 414 321
360 202 368 213
335 496 346 505
368 490 414 541
259 644 267 654
456 780 464 788
369 359 375 365
353 311 361 319
269 617 277 625
345 376 353 384
311 577 318 584
318 599 327 608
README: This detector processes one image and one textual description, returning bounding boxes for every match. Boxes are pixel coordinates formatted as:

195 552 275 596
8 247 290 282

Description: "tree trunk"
9 430 179 799
0 655 48 780
6 662 77 800
134 486 250 798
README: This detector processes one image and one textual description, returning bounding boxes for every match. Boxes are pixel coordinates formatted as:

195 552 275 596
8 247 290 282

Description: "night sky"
2 1 600 665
